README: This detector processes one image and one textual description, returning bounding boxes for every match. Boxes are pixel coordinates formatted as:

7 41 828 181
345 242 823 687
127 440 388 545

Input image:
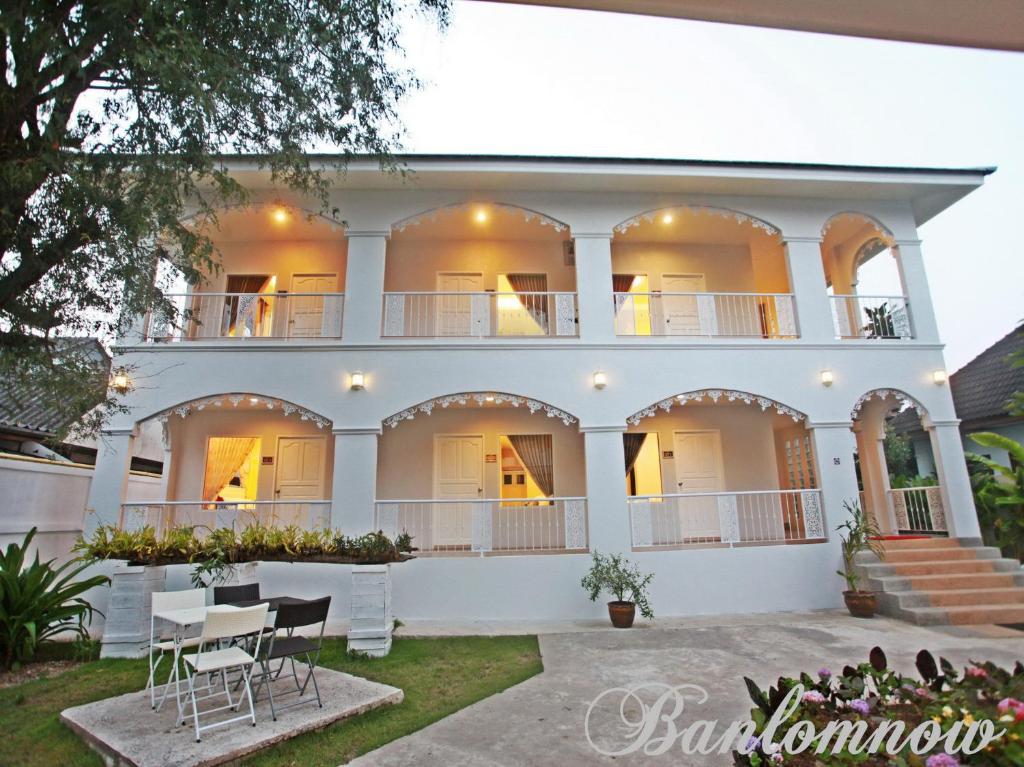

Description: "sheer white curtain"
203 437 258 501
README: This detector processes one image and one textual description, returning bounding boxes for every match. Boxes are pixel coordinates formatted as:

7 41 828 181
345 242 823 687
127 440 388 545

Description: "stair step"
871 572 1024 591
887 560 1015 576
878 537 961 551
922 588 1024 607
879 548 993 563
901 604 1024 626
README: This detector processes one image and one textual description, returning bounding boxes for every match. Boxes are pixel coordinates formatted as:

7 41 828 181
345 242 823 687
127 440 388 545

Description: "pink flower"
965 666 987 679
916 688 931 698
849 699 870 715
801 691 826 705
925 754 959 767
998 697 1022 714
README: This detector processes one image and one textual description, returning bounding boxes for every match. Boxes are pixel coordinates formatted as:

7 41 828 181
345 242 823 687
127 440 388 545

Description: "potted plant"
581 551 654 628
836 501 884 618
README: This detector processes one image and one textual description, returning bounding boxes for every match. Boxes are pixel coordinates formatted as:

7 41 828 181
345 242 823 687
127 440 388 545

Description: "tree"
967 432 1024 561
1 0 449 438
883 422 917 481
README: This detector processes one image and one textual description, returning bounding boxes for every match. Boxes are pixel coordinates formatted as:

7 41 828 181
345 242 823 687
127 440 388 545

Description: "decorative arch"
627 389 806 426
820 211 896 244
146 393 332 430
383 391 578 429
391 202 569 234
178 201 345 232
613 205 782 237
850 388 928 421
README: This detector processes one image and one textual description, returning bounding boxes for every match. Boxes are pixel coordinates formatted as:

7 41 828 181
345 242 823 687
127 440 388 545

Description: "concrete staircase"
854 537 1024 625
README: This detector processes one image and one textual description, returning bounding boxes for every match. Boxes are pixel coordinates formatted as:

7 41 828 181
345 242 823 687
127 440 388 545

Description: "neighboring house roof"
892 327 1024 437
0 338 110 438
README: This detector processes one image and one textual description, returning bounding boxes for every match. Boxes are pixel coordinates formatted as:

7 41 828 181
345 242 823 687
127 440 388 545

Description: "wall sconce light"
350 371 366 390
111 369 131 394
820 369 834 387
932 369 948 385
593 371 608 390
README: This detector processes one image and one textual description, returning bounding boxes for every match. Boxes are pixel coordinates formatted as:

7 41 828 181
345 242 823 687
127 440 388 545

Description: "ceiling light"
662 213 673 224
272 207 288 224
475 209 488 223
485 395 495 402
249 397 259 405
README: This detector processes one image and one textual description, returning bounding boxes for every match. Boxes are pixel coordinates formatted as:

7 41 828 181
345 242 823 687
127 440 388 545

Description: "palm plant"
967 432 1024 561
836 502 884 593
0 528 109 670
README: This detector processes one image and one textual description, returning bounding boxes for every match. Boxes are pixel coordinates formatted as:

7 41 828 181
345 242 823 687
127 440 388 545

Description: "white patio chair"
181 603 270 742
148 588 206 710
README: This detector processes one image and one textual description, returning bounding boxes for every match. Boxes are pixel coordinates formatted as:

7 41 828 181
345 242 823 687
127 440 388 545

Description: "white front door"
673 430 724 540
434 435 484 546
661 274 706 335
274 436 326 526
289 274 337 337
436 273 484 336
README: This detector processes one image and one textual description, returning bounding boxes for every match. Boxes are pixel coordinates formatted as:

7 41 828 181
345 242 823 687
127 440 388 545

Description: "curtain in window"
612 274 636 294
505 273 548 325
203 437 258 501
506 434 554 497
623 433 648 475
224 275 272 335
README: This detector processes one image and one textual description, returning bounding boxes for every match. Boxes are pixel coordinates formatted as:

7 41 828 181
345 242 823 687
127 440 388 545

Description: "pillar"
330 427 381 534
783 237 835 343
809 422 862 538
582 427 633 553
893 239 941 344
852 401 896 534
342 231 388 343
574 234 616 343
84 428 136 535
927 420 982 539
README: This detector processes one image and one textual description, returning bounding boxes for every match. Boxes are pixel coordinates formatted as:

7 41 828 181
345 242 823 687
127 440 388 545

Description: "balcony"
613 291 797 338
831 295 912 340
382 291 578 338
146 291 344 341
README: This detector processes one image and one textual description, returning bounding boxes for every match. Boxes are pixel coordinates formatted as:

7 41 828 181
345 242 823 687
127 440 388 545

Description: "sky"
394 1 1023 371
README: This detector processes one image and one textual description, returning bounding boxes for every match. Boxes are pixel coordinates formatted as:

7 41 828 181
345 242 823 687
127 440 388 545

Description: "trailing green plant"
967 432 1024 561
889 474 939 489
836 501 884 593
0 529 110 671
580 551 654 619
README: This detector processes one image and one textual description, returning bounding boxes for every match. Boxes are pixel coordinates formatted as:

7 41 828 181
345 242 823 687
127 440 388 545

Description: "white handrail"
375 496 581 504
382 291 579 337
121 500 331 507
613 291 798 338
628 489 810 500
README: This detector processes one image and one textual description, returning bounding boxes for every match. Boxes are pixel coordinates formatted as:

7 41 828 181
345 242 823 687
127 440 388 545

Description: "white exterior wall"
83 164 986 622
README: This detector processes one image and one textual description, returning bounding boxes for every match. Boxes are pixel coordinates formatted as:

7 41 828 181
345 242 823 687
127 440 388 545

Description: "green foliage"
736 646 1024 765
967 432 1024 561
0 529 109 671
835 501 883 593
76 523 414 586
883 423 917 480
0 0 450 435
889 474 938 489
580 551 654 619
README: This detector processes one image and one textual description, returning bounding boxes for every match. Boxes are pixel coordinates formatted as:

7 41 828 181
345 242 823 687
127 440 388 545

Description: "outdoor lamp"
111 369 131 394
350 371 366 390
593 371 608 390
820 369 834 387
933 369 948 385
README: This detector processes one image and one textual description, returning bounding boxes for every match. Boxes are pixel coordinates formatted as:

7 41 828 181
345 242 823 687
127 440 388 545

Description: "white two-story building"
85 155 991 622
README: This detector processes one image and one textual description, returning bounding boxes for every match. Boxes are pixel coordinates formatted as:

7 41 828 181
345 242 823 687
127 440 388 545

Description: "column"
783 237 835 343
852 407 896 534
582 427 633 553
893 239 941 344
809 422 861 538
84 428 136 535
574 234 616 343
330 427 380 534
927 420 982 539
342 231 388 343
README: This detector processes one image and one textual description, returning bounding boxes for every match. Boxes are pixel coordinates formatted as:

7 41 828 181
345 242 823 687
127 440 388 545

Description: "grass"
0 635 543 767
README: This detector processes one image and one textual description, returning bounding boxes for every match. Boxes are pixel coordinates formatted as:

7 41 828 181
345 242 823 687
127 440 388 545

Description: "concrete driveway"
349 611 1024 766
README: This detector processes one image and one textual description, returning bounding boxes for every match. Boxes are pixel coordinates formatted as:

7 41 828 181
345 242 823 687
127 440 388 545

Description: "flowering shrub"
734 647 1024 765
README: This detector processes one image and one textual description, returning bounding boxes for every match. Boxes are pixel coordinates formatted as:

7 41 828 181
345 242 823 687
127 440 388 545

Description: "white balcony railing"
374 497 588 554
889 486 947 533
146 292 344 341
118 501 332 535
613 292 797 338
382 292 578 338
831 295 912 339
628 489 825 548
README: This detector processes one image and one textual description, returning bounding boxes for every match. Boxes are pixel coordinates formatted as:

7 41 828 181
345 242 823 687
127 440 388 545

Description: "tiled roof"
891 327 1024 435
0 338 110 437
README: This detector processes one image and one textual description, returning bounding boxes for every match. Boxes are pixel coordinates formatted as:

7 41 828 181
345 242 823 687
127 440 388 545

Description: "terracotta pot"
608 601 636 628
843 590 877 618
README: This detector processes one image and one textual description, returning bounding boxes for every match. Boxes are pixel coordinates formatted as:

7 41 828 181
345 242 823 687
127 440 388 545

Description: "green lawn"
0 636 543 767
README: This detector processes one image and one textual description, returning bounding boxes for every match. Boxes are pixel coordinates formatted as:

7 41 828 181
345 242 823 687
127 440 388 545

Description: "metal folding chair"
252 596 332 720
147 588 206 710
212 582 260 604
181 604 269 742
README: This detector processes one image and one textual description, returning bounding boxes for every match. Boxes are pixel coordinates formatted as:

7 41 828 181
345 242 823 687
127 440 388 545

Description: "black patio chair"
212 582 261 605
252 596 332 720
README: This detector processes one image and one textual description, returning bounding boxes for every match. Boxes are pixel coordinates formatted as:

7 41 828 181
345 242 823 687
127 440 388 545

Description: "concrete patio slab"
352 610 1024 766
61 668 402 767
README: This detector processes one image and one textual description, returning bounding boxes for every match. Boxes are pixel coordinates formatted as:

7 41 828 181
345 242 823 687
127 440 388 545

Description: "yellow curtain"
203 437 258 501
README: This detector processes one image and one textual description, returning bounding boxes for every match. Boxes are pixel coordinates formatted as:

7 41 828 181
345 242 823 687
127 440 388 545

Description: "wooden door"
661 274 706 335
436 273 483 336
433 435 484 545
673 430 724 539
289 274 337 337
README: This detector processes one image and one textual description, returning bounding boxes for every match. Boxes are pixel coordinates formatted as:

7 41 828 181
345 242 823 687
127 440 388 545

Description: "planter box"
100 564 166 659
348 564 393 657
203 561 258 601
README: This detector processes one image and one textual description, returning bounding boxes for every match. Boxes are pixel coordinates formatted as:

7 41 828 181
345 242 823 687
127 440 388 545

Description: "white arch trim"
178 201 345 232
850 388 927 420
149 393 331 430
627 389 806 426
392 202 569 234
613 205 781 237
820 211 896 242
383 391 577 429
